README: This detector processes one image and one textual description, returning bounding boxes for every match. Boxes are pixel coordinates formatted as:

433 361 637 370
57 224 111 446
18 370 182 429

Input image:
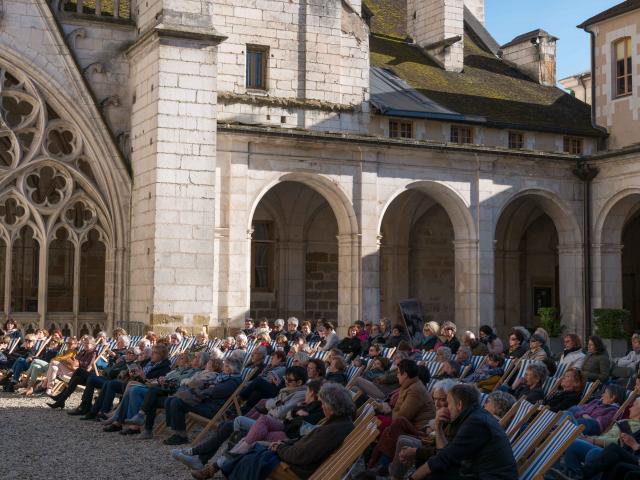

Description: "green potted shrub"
537 307 565 355
593 308 630 358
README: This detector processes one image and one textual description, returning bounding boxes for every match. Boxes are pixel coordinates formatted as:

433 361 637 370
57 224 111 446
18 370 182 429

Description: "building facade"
0 0 637 338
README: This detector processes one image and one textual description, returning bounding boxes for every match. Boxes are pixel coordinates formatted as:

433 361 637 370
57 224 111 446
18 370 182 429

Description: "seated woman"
461 352 504 391
290 351 309 368
417 322 442 352
325 355 348 385
386 324 410 349
582 335 612 383
306 358 326 381
484 391 516 421
47 336 98 409
364 323 385 350
479 325 504 355
439 321 460 354
317 321 340 352
367 359 436 469
38 337 79 395
16 337 64 395
85 344 171 419
387 379 458 480
336 325 362 357
462 331 489 356
162 356 244 445
354 343 382 368
433 360 460 380
273 334 289 355
363 357 390 382
194 382 355 480
559 396 640 479
502 363 547 403
564 384 625 436
350 351 407 402
239 350 287 413
435 347 452 363
4 334 39 389
520 333 548 361
506 329 528 358
3 318 22 339
544 367 584 412
0 335 10 370
114 351 205 436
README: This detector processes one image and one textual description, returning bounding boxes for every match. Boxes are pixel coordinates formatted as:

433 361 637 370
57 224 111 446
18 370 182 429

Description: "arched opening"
11 225 39 313
623 212 640 328
79 229 106 312
92 324 103 337
380 191 455 325
495 192 581 332
79 323 90 336
62 323 72 337
47 228 74 312
249 181 340 323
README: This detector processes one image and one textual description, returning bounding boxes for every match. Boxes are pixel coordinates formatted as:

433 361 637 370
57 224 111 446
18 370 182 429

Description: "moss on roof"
365 0 603 137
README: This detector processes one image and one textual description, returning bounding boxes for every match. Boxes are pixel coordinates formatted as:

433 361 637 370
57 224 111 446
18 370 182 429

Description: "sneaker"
163 434 189 446
137 430 153 440
171 449 204 470
125 412 145 426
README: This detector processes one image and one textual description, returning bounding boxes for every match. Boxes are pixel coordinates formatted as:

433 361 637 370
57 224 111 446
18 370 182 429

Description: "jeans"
239 377 279 413
563 439 602 477
389 434 422 479
12 357 30 382
81 374 108 410
192 420 235 464
233 416 256 435
164 397 218 433
125 385 148 419
583 443 640 480
26 359 48 383
142 386 170 431
90 379 124 414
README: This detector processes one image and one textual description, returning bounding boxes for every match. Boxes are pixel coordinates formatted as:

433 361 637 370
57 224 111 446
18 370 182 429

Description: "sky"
485 0 621 81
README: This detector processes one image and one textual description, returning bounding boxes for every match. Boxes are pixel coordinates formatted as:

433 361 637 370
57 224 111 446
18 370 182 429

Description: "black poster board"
398 299 424 344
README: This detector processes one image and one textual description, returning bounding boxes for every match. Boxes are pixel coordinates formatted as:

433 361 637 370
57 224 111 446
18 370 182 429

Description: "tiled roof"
578 0 640 29
365 0 604 137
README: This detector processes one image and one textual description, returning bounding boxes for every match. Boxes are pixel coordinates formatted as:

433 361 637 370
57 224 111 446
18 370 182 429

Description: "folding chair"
420 351 437 362
605 389 636 431
578 380 600 405
480 392 489 406
494 358 518 390
552 362 568 379
542 376 562 398
345 365 363 388
470 355 486 371
381 347 396 359
511 408 562 464
518 418 584 480
503 400 538 442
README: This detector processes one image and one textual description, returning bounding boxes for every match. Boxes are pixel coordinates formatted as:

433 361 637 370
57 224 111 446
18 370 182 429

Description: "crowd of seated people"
6 316 640 479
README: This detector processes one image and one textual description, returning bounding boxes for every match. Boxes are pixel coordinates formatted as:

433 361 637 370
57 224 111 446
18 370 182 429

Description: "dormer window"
450 125 473 144
614 37 632 98
389 120 413 139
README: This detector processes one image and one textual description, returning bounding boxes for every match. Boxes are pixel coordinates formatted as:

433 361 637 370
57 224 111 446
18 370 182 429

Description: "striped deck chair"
129 335 142 346
425 361 444 378
33 337 52 357
312 351 329 361
518 418 584 480
381 347 396 359
494 357 518 389
542 376 562 398
511 408 562 465
480 392 489 406
552 362 568 379
606 390 636 431
7 338 20 354
502 400 537 442
470 355 486 371
345 365 363 388
578 380 601 405
285 356 295 368
420 351 437 362
307 341 321 351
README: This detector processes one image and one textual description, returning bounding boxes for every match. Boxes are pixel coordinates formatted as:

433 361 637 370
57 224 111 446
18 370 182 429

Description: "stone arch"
378 180 479 333
592 189 640 324
494 188 584 334
246 173 359 331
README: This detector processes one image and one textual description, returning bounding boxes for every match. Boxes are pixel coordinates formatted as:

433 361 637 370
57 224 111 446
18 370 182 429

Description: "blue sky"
485 0 621 80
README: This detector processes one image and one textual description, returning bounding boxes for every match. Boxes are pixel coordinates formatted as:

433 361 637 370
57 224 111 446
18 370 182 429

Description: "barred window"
450 125 473 144
508 132 524 149
389 120 413 139
563 136 583 155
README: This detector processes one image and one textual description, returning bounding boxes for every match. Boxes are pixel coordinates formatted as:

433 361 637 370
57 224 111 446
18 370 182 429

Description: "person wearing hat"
521 333 548 361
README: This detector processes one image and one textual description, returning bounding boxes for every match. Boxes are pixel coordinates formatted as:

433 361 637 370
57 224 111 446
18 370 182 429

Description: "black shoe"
96 412 108 421
47 401 64 409
103 423 122 432
68 407 88 416
119 428 141 435
80 412 97 421
163 434 189 445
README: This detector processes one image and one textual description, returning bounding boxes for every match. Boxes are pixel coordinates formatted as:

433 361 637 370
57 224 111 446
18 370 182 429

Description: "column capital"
592 243 624 253
453 239 479 249
557 243 584 254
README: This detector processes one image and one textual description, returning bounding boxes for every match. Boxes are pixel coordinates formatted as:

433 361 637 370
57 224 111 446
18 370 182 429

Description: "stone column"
337 233 360 335
592 243 624 309
453 239 480 333
358 163 381 325
127 2 225 331
558 244 585 335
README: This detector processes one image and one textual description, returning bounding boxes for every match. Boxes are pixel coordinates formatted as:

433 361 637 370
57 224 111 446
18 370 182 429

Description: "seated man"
162 356 243 445
403 383 517 480
46 336 98 409
239 350 287 413
4 334 38 390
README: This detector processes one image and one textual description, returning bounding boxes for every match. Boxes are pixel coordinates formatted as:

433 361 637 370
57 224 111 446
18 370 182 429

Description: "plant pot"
549 337 563 358
602 338 629 359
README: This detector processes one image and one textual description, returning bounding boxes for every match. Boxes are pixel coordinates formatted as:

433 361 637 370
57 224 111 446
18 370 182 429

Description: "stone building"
0 0 637 338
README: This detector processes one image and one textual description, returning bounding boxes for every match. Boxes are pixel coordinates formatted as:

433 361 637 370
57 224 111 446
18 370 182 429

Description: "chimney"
500 30 558 86
407 0 465 73
464 0 484 25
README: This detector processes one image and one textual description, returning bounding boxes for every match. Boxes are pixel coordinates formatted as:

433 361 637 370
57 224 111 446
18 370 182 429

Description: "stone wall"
305 251 339 321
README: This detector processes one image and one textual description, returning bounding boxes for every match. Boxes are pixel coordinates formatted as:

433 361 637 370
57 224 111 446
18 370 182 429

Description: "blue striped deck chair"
168 344 181 358
129 335 142 346
542 376 562 398
511 408 562 464
518 418 584 480
480 392 489 406
427 379 438 392
494 357 519 389
245 340 257 355
345 365 363 388
470 355 486 371
501 399 537 441
307 341 321 351
578 380 601 405
33 337 51 357
381 347 396 359
7 338 20 354
552 362 568 379
286 356 294 368
312 350 329 361
425 361 444 377
57 342 69 355
206 339 222 352
420 351 437 362
607 389 637 431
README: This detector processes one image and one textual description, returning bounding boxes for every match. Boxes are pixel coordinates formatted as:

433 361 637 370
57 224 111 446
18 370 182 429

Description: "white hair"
274 318 285 327
287 317 299 327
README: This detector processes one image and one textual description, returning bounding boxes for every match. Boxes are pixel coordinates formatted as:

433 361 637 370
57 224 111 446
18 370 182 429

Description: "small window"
450 125 473 144
252 221 274 291
508 132 524 149
614 37 633 97
563 136 583 155
389 120 413 139
246 46 268 90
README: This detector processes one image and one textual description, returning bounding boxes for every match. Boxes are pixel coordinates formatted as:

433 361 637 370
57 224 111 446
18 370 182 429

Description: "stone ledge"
218 92 360 113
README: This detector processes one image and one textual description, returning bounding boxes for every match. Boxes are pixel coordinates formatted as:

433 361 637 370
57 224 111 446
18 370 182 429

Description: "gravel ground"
0 391 196 479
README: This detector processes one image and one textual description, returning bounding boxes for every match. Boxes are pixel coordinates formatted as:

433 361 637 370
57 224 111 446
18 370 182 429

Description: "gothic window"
251 221 274 291
11 225 39 313
0 64 114 324
80 229 106 312
47 228 74 312
614 37 633 98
